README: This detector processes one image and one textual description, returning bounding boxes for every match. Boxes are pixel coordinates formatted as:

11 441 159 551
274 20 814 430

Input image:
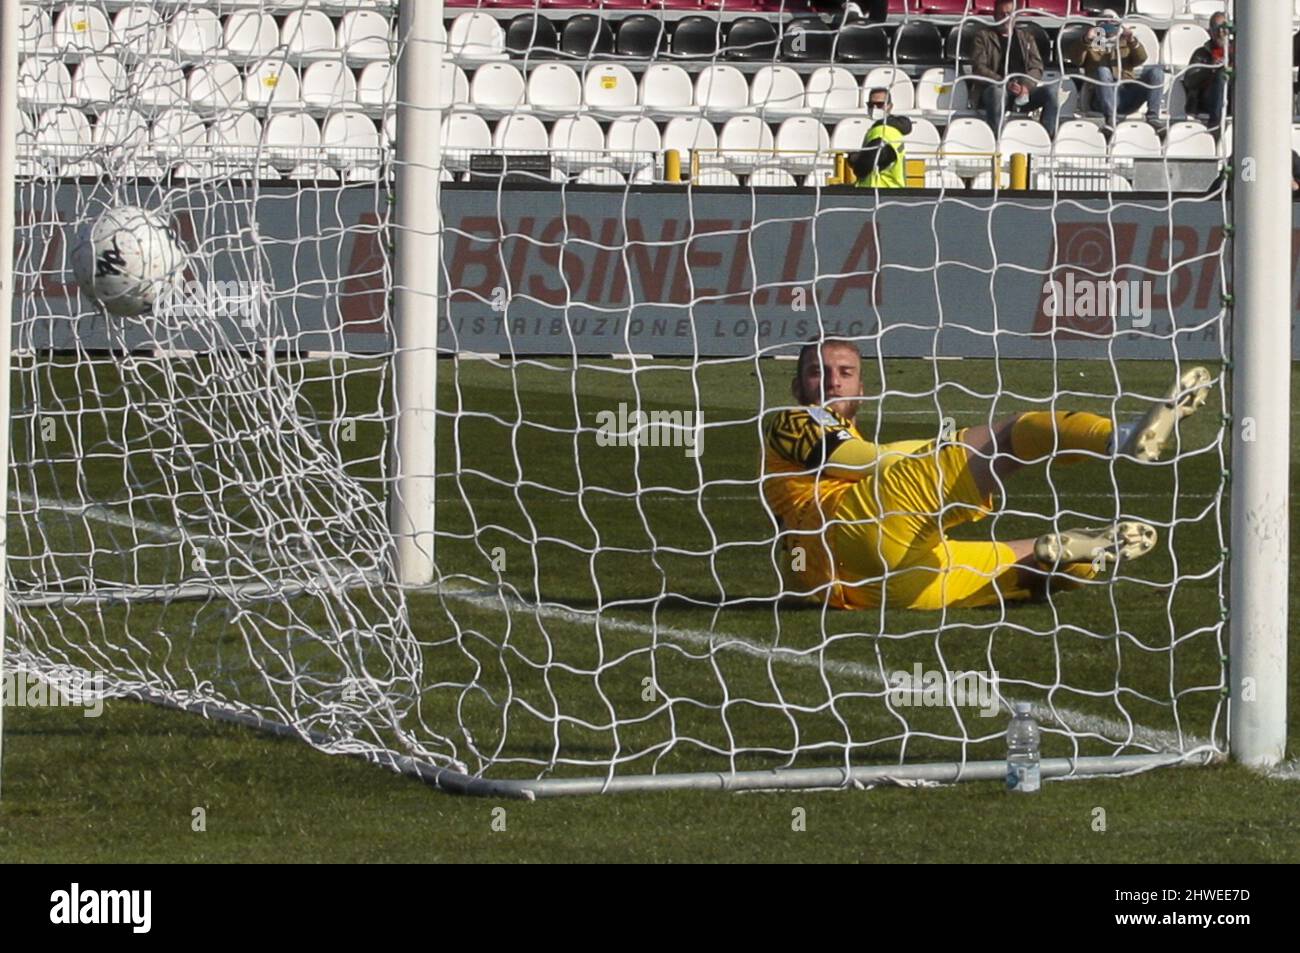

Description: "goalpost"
0 0 1287 799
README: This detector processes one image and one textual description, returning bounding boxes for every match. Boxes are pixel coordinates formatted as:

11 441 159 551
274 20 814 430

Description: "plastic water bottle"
1006 702 1041 793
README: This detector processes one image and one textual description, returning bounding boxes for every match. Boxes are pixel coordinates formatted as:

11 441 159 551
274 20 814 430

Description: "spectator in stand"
1065 9 1165 132
850 88 913 188
1183 12 1231 129
969 0 1065 134
811 0 887 28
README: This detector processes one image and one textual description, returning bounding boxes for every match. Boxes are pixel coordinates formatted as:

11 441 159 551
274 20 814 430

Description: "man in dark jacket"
969 0 1064 133
1183 11 1231 129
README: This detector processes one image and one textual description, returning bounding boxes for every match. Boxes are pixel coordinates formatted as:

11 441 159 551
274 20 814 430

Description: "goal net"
2 0 1258 797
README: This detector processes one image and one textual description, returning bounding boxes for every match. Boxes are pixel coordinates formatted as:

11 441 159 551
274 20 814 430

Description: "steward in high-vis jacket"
851 89 912 188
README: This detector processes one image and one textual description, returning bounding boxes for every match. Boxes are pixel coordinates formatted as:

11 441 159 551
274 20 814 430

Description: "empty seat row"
14 96 1232 175
20 5 392 66
16 104 1226 189
457 61 944 118
452 12 902 65
439 1 1085 17
17 103 386 179
17 55 394 116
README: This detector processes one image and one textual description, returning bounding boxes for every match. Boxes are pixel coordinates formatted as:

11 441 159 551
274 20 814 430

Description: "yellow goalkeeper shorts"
827 433 1028 611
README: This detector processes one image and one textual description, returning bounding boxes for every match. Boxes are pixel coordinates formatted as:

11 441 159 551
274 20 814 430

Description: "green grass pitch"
1 355 1296 863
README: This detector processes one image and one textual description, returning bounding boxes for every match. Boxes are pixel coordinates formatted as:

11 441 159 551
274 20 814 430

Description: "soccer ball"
71 205 187 317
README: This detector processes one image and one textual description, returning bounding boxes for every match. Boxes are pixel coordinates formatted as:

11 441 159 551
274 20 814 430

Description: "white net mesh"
6 0 1231 792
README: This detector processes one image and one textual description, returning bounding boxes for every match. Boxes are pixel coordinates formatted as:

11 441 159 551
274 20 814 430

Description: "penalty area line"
431 583 1218 766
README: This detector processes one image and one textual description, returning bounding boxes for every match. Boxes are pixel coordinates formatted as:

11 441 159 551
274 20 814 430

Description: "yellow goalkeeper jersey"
762 406 868 603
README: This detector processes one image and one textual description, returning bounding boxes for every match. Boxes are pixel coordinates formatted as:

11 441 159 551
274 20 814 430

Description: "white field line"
15 490 1265 777
433 584 1217 761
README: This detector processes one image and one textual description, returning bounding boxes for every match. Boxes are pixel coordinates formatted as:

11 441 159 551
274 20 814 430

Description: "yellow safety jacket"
855 121 906 189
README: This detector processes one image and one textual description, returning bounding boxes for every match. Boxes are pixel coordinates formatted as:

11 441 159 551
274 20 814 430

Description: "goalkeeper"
762 339 1210 610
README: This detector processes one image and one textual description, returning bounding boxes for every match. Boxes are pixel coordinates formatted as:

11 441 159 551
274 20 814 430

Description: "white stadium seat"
1218 119 1232 157
448 12 507 64
998 118 1052 166
111 6 166 63
169 8 223 62
264 110 322 170
282 10 337 65
20 6 54 57
804 67 860 119
321 110 382 178
750 66 807 119
432 61 469 111
1125 22 1160 64
152 106 208 166
1161 23 1210 68
662 116 719 165
18 59 72 111
863 67 915 113
639 65 695 116
357 61 398 115
717 115 776 173
914 67 956 116
16 111 42 177
830 116 872 154
1164 120 1215 157
549 114 605 172
493 113 548 153
301 60 359 114
188 61 244 114
91 105 151 170
584 64 638 115
525 63 581 118
338 11 392 65
1131 0 1179 19
244 59 302 112
695 65 749 118
133 58 186 116
750 165 798 187
53 4 113 58
207 109 266 173
905 116 941 153
1053 120 1107 165
941 116 997 176
1110 119 1161 158
224 11 280 64
73 55 128 110
606 116 661 175
773 116 830 174
34 106 92 163
441 112 491 170
471 63 528 118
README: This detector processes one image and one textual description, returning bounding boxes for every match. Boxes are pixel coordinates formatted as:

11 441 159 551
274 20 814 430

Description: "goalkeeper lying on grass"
762 339 1211 610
